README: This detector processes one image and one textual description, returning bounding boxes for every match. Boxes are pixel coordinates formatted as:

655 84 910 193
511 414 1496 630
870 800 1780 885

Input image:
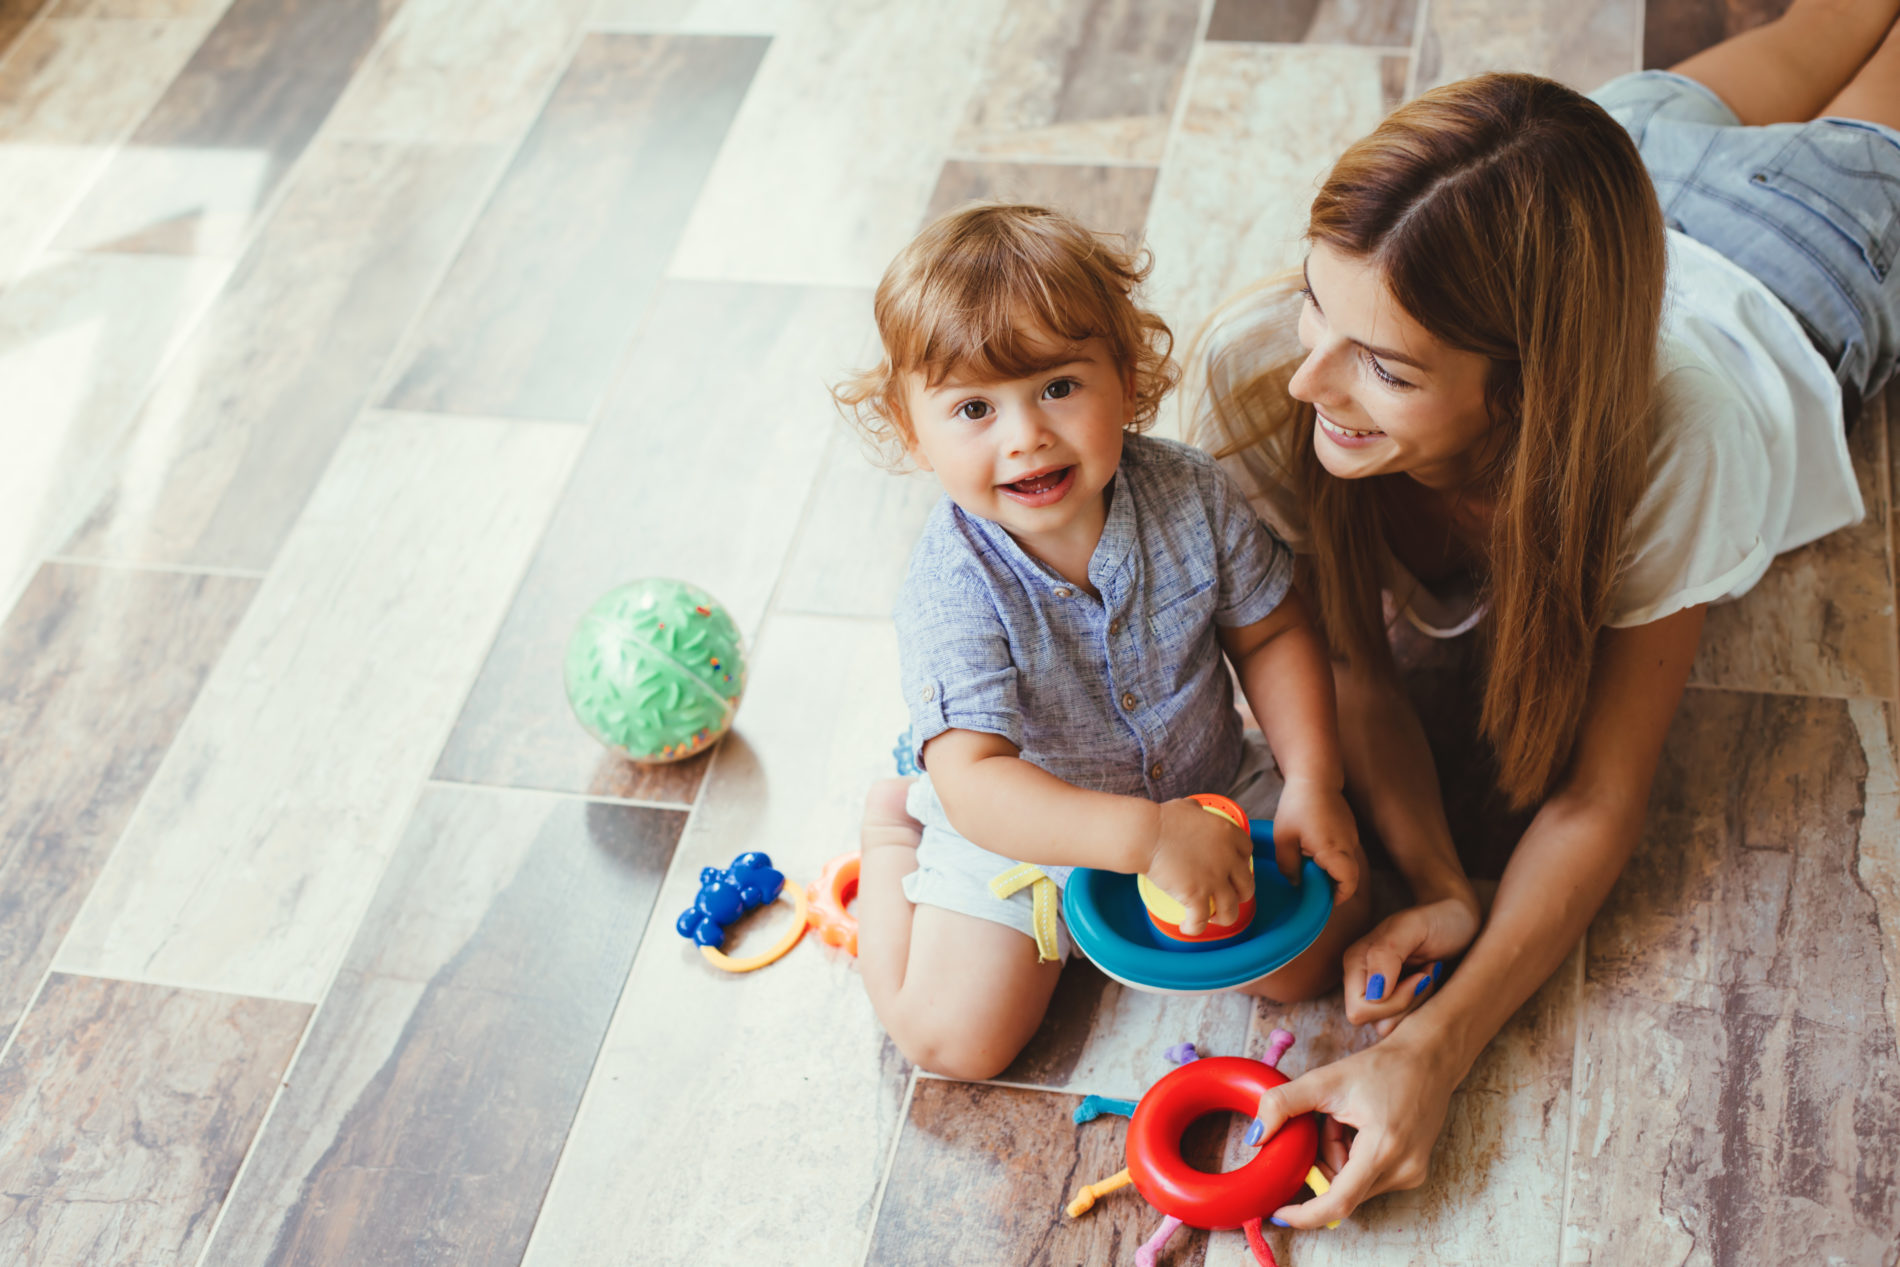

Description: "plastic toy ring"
807 851 860 956
700 882 809 973
1126 1056 1319 1230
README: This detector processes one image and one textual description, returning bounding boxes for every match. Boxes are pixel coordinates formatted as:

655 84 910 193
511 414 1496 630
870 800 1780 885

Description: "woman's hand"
1270 776 1362 900
1143 799 1256 934
1247 1025 1462 1226
1342 891 1481 1033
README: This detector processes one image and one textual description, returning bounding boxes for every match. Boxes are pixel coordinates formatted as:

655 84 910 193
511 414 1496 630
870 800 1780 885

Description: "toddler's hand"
1143 799 1256 936
1270 778 1362 902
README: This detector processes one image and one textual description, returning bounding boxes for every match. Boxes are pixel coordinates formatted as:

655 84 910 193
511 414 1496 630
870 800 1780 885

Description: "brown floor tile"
53 0 402 255
201 788 684 1267
0 974 309 1267
380 33 766 422
950 0 1199 165
923 161 1157 247
1565 688 1900 1262
867 1079 1227 1266
0 563 255 1043
1207 0 1419 46
1416 0 1642 93
1642 0 1787 69
431 280 866 799
63 140 498 569
0 15 216 143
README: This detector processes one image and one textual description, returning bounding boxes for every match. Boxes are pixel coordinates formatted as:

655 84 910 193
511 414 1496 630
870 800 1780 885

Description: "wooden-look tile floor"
1 0 1895 1263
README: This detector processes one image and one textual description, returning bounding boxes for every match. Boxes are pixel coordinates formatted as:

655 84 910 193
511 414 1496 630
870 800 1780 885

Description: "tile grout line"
1680 678 1897 704
855 1065 920 1267
46 555 268 580
422 777 693 813
1555 935 1588 1266
1404 0 1431 100
0 967 53 1075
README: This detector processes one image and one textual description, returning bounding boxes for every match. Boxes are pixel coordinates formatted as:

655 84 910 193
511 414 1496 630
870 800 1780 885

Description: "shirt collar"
960 456 1138 597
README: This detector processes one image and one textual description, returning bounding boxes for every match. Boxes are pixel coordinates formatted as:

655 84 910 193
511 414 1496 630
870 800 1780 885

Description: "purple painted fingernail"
1270 1217 1291 1228
1243 1119 1265 1147
1414 973 1432 996
1365 972 1386 1001
1430 959 1444 981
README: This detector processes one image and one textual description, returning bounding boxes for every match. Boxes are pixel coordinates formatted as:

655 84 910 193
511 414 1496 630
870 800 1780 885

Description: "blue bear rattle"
676 851 787 949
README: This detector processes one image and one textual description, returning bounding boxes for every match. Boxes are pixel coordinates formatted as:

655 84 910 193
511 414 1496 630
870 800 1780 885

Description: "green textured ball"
563 579 746 764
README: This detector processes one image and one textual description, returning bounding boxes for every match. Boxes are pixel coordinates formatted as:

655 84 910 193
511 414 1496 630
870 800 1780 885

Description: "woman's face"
1288 243 1499 492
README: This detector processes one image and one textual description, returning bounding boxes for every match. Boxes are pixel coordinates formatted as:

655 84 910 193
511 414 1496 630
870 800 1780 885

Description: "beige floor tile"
949 0 1200 166
0 143 108 284
1415 0 1642 93
0 564 254 1043
48 0 230 14
321 0 591 145
0 974 308 1267
0 16 216 142
775 429 939 619
0 250 228 601
54 413 584 1002
63 140 500 570
667 0 1007 287
1143 44 1390 392
1692 395 1896 700
584 0 793 32
520 613 912 1267
1564 688 1900 1262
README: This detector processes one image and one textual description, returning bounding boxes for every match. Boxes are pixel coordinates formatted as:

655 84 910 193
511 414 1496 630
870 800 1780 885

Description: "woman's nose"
1287 341 1341 408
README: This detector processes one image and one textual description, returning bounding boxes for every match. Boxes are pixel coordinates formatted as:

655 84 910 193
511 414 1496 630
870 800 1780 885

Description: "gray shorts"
901 730 1281 960
1590 69 1900 421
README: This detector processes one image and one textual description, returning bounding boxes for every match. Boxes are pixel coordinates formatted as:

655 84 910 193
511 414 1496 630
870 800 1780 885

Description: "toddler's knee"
889 1015 1021 1081
1241 950 1343 1004
861 777 919 835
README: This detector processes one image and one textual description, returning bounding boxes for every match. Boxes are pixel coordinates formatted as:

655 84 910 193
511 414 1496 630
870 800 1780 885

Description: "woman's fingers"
1320 1112 1353 1175
1273 1147 1379 1229
1249 1066 1330 1146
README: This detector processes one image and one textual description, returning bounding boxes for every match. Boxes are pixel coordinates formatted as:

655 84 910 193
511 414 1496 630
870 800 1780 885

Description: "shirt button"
1108 618 1122 636
1150 761 1164 780
1054 587 1072 599
920 685 935 701
1120 691 1136 711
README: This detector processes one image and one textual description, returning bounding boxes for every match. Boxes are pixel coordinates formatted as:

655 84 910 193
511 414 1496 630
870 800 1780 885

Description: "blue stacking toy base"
1063 821 1334 994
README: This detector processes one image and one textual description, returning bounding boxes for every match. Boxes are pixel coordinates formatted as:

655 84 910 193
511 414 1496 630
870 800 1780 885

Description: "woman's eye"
1298 285 1316 307
1044 378 1077 400
1362 348 1410 389
957 400 991 421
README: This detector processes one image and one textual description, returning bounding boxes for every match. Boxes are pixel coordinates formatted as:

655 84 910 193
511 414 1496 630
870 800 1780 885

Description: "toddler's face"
904 335 1132 565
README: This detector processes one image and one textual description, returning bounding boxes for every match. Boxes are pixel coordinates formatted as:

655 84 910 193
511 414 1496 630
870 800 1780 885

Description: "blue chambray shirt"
894 432 1295 801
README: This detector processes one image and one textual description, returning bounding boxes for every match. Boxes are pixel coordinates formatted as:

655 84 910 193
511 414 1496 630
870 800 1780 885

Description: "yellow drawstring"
989 862 1062 962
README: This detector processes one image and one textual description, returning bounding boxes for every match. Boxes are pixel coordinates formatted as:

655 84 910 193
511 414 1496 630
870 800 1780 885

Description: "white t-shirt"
1208 231 1861 634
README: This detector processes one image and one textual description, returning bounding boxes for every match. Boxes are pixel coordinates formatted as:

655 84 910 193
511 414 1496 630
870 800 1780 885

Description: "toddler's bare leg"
1821 14 1900 128
1670 0 1900 124
856 780 1062 1078
1236 878 1373 1003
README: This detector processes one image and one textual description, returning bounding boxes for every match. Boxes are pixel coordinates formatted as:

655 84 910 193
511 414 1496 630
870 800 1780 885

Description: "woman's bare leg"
1670 0 1900 124
1821 14 1900 128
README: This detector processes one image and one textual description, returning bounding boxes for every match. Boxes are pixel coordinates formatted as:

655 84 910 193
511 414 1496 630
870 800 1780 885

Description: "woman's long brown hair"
1191 73 1666 808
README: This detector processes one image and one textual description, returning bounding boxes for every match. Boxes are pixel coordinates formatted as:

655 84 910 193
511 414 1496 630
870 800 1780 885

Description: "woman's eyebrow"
1303 259 1430 371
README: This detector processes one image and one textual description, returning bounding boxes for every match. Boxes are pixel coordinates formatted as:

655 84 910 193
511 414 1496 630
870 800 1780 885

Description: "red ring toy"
1126 1056 1319 1229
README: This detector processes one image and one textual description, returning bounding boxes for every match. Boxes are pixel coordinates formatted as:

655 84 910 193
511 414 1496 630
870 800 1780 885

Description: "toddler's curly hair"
833 202 1178 467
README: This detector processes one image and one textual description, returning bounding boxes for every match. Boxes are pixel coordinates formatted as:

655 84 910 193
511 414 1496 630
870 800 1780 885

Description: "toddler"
834 204 1368 1079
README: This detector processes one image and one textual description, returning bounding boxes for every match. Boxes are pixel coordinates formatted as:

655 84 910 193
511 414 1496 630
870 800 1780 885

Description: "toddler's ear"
905 438 933 473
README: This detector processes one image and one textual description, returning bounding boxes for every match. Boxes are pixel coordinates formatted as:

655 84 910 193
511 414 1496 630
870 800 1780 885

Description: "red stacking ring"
1126 1056 1319 1230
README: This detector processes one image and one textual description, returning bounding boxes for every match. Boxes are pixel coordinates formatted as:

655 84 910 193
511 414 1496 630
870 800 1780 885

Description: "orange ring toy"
807 851 860 956
1126 1056 1318 1229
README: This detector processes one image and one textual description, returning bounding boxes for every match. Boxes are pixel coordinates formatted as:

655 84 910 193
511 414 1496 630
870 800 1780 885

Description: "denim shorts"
1591 70 1900 422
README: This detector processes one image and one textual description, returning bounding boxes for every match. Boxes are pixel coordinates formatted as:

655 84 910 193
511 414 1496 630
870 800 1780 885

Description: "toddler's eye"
1045 378 1078 399
957 399 991 421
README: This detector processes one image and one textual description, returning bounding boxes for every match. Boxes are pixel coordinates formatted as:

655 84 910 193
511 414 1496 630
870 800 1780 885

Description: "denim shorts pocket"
1751 121 1900 282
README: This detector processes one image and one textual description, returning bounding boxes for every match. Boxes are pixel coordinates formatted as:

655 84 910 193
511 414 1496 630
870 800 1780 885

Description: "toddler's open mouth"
1000 466 1075 506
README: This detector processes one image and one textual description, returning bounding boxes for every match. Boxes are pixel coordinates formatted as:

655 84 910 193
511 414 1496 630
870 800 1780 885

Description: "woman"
1191 1 1900 1225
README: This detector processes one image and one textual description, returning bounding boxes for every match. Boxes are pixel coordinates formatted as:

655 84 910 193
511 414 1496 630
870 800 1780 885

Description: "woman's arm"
1252 603 1707 1226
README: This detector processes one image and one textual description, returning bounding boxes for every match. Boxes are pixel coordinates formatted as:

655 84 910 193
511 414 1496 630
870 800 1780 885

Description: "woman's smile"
1316 409 1387 448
